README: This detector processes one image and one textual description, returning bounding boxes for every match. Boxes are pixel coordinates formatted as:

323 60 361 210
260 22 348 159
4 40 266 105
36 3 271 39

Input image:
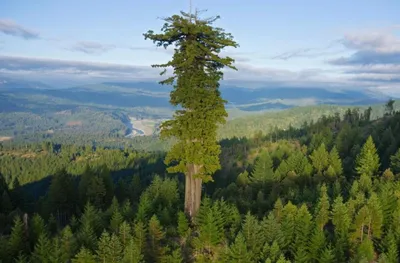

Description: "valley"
1 78 396 147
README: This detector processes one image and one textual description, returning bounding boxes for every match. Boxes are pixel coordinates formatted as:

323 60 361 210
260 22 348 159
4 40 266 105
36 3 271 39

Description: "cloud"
1 55 399 96
68 41 116 54
330 50 400 65
128 46 251 62
0 55 158 82
329 29 400 66
325 27 400 96
0 19 40 39
271 40 345 60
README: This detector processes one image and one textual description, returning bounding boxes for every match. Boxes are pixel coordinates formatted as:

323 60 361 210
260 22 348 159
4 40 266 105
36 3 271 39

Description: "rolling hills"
0 77 396 148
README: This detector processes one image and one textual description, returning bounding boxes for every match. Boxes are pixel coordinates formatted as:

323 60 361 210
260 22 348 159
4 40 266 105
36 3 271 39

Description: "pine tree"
355 238 375 262
319 246 335 263
118 221 132 249
241 212 264 261
383 231 398 263
132 221 147 256
328 147 343 176
261 213 281 245
15 253 30 263
30 213 48 247
355 136 380 177
147 215 166 263
310 143 329 176
77 203 99 250
251 151 275 184
279 201 297 253
236 170 250 186
193 198 225 261
121 200 134 221
7 216 26 259
31 233 51 263
110 210 124 234
314 184 330 231
144 9 239 218
276 254 291 263
72 247 96 263
293 204 312 260
96 231 123 263
331 196 351 236
390 148 400 175
177 211 190 240
228 232 252 263
308 227 326 262
366 193 383 239
136 194 152 223
164 248 183 263
60 226 77 263
122 238 144 263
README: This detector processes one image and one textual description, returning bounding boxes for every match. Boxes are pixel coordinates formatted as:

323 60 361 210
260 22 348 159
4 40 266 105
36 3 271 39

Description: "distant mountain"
0 78 391 113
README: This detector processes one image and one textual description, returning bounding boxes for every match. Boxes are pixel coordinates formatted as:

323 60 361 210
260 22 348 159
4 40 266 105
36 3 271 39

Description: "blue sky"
1 0 400 96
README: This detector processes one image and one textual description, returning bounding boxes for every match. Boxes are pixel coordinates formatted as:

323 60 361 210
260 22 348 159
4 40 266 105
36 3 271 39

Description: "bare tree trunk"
185 164 203 219
193 165 202 217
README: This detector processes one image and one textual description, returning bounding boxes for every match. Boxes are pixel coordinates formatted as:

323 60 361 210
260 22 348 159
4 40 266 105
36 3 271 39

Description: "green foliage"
390 148 400 175
144 10 238 182
96 231 123 263
251 151 275 184
2 84 400 262
227 232 252 263
193 198 225 261
72 247 96 263
355 136 380 177
7 216 26 259
310 144 330 175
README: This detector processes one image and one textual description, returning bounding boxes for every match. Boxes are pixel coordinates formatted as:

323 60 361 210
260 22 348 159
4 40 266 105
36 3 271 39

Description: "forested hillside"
1 5 400 263
1 105 400 262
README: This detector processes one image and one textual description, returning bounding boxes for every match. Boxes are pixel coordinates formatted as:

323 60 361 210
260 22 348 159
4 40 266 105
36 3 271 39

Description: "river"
124 117 145 138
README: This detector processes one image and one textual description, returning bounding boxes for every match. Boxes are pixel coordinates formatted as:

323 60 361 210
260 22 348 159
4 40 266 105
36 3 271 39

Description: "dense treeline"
0 142 166 186
1 105 400 262
219 100 399 139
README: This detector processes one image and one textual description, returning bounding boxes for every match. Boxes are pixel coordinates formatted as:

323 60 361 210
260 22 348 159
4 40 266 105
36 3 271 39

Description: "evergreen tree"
110 210 124 234
193 198 225 261
241 212 264 261
72 247 96 263
118 221 132 249
310 143 329 176
96 231 123 263
31 233 51 263
144 9 238 218
355 136 380 177
7 216 27 259
147 215 166 263
328 147 343 177
314 184 330 231
228 232 252 263
319 246 335 263
251 151 275 185
122 238 144 263
30 213 47 248
59 226 77 263
177 211 190 241
132 221 147 256
390 148 400 175
164 248 183 263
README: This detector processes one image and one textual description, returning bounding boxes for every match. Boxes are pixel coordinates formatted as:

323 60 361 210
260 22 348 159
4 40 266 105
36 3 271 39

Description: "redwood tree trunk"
184 164 203 219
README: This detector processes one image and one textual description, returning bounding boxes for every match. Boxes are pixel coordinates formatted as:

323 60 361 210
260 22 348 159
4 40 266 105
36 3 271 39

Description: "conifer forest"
1 9 400 263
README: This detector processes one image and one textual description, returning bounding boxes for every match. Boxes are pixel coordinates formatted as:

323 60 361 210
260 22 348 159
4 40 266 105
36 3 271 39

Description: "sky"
0 0 400 96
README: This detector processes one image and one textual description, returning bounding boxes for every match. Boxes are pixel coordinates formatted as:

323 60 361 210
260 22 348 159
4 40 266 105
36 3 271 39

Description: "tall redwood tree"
144 10 238 218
